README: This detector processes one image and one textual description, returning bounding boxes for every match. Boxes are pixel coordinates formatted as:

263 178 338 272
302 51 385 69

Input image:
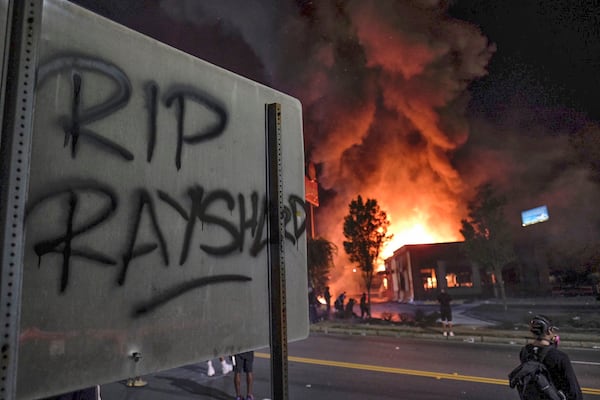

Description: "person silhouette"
437 288 453 336
360 292 370 319
324 286 332 315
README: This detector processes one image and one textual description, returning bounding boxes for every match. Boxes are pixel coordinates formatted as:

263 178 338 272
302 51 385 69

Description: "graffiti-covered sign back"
16 0 307 398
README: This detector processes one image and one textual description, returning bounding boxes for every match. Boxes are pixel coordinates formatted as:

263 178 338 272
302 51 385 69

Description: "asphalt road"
100 333 600 400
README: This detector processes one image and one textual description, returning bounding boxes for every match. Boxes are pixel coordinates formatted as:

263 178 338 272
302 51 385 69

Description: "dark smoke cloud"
74 0 600 287
157 0 497 289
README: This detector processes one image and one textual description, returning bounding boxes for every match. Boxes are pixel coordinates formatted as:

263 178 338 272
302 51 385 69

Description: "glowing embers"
420 268 437 290
445 265 474 288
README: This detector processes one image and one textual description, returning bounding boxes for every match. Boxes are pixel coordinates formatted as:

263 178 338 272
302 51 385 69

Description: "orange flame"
293 2 493 296
381 219 461 260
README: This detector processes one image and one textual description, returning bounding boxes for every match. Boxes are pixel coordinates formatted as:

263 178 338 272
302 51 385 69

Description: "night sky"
449 0 600 121
67 0 600 280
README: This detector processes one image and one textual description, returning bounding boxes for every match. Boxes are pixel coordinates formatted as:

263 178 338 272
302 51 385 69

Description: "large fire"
143 1 495 296
288 2 493 295
382 222 454 260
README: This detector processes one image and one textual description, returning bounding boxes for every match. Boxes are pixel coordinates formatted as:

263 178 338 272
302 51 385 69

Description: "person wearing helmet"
518 315 582 399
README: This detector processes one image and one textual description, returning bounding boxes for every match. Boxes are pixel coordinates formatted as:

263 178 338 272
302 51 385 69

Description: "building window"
445 265 473 288
420 268 437 290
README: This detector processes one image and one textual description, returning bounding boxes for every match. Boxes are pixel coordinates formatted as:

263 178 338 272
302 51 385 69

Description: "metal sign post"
0 0 43 399
266 103 289 400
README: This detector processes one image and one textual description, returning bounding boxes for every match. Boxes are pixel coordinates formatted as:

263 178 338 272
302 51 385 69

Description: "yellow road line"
255 352 600 396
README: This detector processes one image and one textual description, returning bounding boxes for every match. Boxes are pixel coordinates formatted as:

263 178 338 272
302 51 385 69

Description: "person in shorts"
233 351 254 400
437 288 453 336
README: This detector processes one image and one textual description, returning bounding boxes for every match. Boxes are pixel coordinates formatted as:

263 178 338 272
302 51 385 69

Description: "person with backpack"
334 291 346 316
509 315 582 400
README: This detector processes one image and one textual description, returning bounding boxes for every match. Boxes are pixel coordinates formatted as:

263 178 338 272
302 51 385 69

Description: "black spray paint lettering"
238 191 260 251
286 195 307 243
157 187 203 266
248 196 307 257
32 55 304 311
197 189 242 255
144 82 159 163
27 182 306 291
157 189 260 264
133 274 251 317
163 86 228 170
37 55 229 169
25 181 118 293
158 188 304 262
118 189 170 286
37 55 134 161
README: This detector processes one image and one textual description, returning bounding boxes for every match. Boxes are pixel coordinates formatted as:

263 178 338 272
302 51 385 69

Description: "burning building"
384 242 483 302
383 239 571 302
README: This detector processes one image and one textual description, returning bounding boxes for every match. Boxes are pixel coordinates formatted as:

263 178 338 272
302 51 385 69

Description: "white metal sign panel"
15 0 308 398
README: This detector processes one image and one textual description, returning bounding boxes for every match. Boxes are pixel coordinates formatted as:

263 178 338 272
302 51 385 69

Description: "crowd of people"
310 285 450 334
308 286 373 321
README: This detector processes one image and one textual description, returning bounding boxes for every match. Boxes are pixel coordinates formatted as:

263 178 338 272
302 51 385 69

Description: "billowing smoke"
282 1 496 256
107 0 598 293
151 0 497 291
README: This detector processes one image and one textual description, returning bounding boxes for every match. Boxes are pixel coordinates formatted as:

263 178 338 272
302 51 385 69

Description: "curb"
309 322 600 349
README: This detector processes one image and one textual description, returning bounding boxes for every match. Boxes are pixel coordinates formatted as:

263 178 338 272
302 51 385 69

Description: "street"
101 333 600 399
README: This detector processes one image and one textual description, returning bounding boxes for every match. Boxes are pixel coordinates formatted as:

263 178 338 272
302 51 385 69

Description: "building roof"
387 241 467 264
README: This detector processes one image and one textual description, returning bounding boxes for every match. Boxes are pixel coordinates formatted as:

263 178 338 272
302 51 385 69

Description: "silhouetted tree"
460 183 516 310
307 237 337 295
343 196 392 311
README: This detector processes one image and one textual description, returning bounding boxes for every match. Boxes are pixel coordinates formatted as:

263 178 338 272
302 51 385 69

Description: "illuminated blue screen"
521 205 549 226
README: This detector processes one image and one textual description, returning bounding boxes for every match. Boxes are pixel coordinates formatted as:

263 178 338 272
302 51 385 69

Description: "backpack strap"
535 345 552 363
529 345 551 363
